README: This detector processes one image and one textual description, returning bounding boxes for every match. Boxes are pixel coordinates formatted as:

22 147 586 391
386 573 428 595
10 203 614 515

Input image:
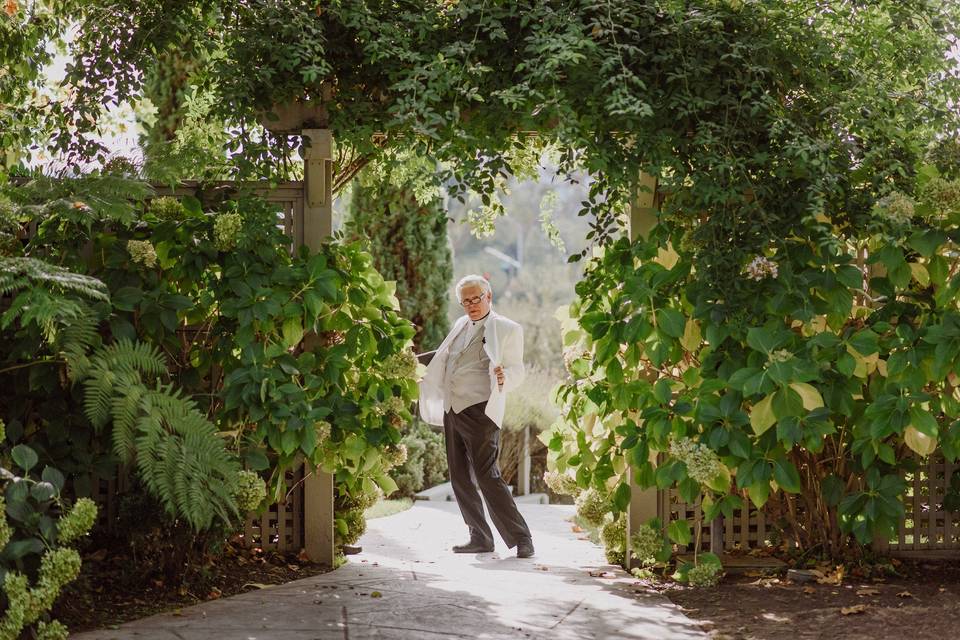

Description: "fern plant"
1 259 241 531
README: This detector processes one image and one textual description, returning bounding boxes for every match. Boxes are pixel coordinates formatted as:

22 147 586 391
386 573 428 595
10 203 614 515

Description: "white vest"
418 310 525 428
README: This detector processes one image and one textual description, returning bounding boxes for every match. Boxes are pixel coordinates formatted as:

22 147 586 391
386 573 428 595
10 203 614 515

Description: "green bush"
547 166 960 559
1 175 418 576
391 419 447 498
1 422 97 639
343 155 453 352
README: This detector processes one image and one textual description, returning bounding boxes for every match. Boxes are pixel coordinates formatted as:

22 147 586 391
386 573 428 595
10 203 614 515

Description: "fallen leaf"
88 549 109 562
856 587 881 596
370 591 382 598
817 565 845 586
172 609 183 617
588 570 614 578
897 591 914 598
571 525 584 533
297 549 311 563
242 583 274 590
840 605 868 615
802 586 816 594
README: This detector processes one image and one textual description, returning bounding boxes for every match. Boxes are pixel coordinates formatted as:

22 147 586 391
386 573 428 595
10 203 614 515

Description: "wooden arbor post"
301 128 336 566
517 426 531 496
624 172 661 571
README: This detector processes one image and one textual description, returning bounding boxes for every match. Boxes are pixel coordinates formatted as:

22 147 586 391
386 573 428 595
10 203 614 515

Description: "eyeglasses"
460 295 486 307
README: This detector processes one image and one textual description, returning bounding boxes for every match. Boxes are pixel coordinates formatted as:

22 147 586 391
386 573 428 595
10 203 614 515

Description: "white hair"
455 274 492 302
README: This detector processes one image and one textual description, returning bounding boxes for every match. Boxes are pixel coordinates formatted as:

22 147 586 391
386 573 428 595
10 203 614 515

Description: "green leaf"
41 466 65 492
11 444 38 473
653 379 672 405
3 538 44 560
280 429 298 455
747 480 770 508
772 386 804 419
835 265 863 290
746 327 783 354
282 316 304 349
788 382 823 411
749 394 776 435
30 481 57 502
112 286 143 311
613 482 631 511
375 473 399 497
243 449 271 471
821 475 843 507
667 519 692 546
908 229 948 258
909 406 939 437
656 308 686 339
772 460 801 493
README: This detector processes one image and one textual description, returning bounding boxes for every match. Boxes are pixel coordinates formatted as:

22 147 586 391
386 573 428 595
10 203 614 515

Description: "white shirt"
449 314 488 356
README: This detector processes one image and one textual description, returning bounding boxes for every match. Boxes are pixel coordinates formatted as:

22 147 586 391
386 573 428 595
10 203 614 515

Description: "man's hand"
494 365 505 390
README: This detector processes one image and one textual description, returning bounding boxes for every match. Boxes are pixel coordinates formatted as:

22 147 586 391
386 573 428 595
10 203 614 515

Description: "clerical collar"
471 311 491 326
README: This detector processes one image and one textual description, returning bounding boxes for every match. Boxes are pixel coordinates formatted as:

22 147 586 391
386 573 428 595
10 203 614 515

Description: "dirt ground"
54 541 331 633
661 559 960 640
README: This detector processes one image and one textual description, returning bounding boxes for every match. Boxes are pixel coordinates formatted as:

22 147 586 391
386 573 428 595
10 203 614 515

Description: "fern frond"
132 386 240 530
0 257 108 301
59 309 101 382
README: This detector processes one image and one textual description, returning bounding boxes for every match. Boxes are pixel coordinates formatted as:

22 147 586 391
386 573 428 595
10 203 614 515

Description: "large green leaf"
11 444 38 473
656 308 686 339
750 394 776 435
772 459 801 493
667 519 692 546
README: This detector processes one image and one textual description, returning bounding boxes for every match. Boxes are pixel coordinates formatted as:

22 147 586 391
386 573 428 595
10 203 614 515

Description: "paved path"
73 502 704 640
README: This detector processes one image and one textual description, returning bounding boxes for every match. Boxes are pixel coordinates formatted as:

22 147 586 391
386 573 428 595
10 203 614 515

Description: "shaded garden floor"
71 502 703 639
664 559 960 639
55 540 330 633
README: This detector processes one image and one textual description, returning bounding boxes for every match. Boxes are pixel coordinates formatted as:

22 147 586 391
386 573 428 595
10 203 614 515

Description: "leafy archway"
6 0 960 572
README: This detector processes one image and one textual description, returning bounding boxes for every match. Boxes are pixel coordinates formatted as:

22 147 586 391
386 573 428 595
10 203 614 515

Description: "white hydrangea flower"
543 470 579 496
744 256 778 281
127 239 157 268
630 523 662 566
669 437 725 487
768 349 793 364
874 192 915 226
214 212 243 251
687 561 722 587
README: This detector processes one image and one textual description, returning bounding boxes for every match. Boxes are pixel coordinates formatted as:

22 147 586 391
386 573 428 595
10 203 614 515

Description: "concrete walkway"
73 502 704 640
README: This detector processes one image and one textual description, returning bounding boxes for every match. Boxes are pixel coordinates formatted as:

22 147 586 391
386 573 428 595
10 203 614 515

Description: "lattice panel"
90 473 117 531
660 487 771 552
876 458 960 555
242 466 305 552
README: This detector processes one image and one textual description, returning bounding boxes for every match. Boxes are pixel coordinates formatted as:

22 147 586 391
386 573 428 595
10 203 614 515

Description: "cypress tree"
344 161 452 352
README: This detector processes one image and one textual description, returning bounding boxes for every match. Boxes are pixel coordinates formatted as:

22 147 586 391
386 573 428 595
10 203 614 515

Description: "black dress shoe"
516 538 535 558
452 539 494 553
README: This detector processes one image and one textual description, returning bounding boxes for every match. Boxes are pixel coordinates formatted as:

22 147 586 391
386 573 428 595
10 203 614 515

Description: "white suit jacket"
419 309 525 428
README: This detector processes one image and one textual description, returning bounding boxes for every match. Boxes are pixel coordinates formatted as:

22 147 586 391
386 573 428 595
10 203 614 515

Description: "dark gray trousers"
443 402 531 548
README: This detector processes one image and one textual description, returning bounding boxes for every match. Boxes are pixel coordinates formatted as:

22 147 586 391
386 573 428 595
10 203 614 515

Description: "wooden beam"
517 426 531 496
302 129 334 245
301 128 336 567
624 171 661 571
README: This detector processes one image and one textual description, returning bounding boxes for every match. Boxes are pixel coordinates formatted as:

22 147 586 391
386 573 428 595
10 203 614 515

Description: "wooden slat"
948 462 958 548
276 493 287 551
931 461 941 548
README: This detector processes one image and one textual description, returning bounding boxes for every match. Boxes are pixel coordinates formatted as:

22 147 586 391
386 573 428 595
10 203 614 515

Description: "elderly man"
419 275 534 558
